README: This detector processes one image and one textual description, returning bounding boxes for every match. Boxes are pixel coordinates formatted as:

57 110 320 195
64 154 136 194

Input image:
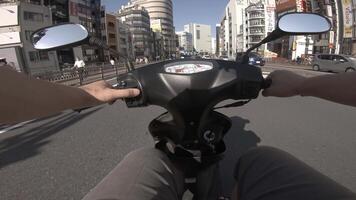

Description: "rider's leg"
82 148 185 200
234 146 356 200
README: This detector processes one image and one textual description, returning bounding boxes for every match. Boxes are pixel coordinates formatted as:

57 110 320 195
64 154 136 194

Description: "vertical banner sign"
266 7 275 33
296 0 305 12
266 0 276 33
70 2 78 16
342 0 353 38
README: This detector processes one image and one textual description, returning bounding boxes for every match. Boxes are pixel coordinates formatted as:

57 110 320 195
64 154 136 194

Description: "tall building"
306 0 340 55
184 23 212 53
117 4 152 58
211 37 217 55
129 0 175 57
68 0 103 62
220 0 276 58
101 12 134 61
102 13 119 60
117 20 134 60
0 0 59 75
220 0 247 59
176 31 193 52
216 24 220 56
219 16 227 56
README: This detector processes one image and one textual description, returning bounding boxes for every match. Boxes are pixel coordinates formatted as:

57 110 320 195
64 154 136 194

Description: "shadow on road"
0 107 103 169
220 116 261 197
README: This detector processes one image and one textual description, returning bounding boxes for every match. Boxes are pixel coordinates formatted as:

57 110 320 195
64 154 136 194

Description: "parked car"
202 55 211 59
312 54 356 73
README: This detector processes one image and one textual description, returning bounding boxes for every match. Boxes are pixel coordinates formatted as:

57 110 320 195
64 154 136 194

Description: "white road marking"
0 120 34 135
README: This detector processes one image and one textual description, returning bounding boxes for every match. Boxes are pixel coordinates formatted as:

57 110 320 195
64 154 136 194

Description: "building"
306 0 340 55
152 31 164 60
176 31 193 52
117 3 152 59
211 37 217 55
129 0 175 57
220 0 247 59
219 16 227 56
184 23 212 53
219 0 276 58
216 24 220 56
0 0 59 75
117 20 134 60
68 0 103 62
102 13 118 61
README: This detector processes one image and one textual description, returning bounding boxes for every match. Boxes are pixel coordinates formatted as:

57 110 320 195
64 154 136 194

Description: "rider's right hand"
262 70 306 97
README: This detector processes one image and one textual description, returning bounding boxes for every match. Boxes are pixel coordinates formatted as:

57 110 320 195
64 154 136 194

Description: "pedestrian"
73 57 86 83
296 56 302 64
110 58 115 66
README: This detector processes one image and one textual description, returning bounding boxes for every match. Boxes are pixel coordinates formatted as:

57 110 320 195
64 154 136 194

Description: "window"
196 30 200 39
25 30 33 41
333 55 348 62
109 33 116 39
27 0 41 5
29 51 39 62
39 51 49 60
319 55 332 60
29 51 49 62
24 11 43 22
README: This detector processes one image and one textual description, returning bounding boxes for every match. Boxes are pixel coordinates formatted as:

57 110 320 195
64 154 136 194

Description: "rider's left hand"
80 80 140 104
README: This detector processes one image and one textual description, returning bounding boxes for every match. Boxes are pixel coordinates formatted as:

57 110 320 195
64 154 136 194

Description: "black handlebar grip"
262 78 272 89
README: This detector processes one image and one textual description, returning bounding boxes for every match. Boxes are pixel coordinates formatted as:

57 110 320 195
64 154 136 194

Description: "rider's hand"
80 80 140 104
262 70 306 97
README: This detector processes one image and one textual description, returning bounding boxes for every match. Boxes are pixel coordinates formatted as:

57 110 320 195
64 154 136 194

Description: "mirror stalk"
241 29 285 64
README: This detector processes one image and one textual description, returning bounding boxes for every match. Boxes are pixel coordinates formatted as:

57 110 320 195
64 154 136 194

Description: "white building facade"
0 1 59 75
184 23 212 53
220 0 247 59
176 31 193 52
211 37 216 55
220 0 276 58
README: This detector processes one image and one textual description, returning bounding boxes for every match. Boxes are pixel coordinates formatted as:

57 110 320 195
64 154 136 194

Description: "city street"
1 64 356 200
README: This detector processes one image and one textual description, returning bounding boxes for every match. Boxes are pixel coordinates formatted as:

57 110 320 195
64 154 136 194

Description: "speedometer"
165 62 213 74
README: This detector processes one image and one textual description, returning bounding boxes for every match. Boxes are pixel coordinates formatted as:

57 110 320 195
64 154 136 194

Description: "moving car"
248 52 265 66
235 52 265 66
312 54 356 73
219 55 229 61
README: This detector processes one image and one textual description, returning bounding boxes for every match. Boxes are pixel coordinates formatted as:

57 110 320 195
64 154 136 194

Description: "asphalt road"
1 64 356 199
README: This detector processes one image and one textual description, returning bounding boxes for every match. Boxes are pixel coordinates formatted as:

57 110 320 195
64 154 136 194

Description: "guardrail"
33 63 126 86
265 57 312 66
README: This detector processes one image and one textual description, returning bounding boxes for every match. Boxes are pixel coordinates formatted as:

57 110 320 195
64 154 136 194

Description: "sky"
101 0 229 37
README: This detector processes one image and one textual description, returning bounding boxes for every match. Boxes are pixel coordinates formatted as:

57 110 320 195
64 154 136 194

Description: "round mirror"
32 23 89 50
278 13 331 34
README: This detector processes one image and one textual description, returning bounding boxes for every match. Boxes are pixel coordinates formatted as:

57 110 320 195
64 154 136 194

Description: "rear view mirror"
277 13 331 34
31 23 89 50
243 12 332 58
